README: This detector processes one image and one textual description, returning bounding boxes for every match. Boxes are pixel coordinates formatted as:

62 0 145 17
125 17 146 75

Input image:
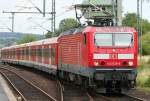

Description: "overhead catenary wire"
27 0 43 13
27 17 51 32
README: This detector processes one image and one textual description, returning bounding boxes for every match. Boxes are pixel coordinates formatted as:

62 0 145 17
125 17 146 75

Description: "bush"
142 33 150 55
17 34 37 44
144 76 150 87
136 64 150 87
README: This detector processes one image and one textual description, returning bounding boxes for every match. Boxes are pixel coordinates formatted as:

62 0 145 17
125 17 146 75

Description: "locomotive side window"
83 33 86 45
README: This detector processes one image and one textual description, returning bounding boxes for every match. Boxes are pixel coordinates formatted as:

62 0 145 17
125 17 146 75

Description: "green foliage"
137 64 150 87
122 13 150 35
144 76 150 87
142 33 150 55
0 32 43 47
142 19 150 34
45 29 62 38
59 18 79 32
45 18 79 38
122 13 137 28
45 31 53 38
17 34 37 44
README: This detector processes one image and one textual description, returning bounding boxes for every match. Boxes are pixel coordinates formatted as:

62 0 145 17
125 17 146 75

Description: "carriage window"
51 48 55 57
42 48 46 57
26 48 29 56
34 49 36 56
39 48 42 56
24 49 26 56
32 49 35 56
35 48 38 56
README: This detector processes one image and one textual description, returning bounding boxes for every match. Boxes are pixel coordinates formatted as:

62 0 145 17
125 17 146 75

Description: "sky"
0 0 149 35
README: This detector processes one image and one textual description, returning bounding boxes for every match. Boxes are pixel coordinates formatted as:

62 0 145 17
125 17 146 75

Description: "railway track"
0 64 146 101
88 91 145 101
2 65 62 101
59 81 91 101
0 66 58 101
121 93 145 101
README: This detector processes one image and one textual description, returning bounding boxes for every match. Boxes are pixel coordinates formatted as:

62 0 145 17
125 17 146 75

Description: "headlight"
128 61 133 66
94 62 99 66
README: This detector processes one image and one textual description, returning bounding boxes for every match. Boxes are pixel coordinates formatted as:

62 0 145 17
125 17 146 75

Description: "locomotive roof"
1 37 58 50
85 26 136 33
59 26 136 36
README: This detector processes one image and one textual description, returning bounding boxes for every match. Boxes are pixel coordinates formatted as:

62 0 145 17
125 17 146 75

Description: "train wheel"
76 75 82 85
69 73 75 81
82 77 88 88
58 71 64 79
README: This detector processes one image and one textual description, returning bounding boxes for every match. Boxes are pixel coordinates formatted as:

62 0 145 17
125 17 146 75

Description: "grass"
136 87 150 92
136 56 150 92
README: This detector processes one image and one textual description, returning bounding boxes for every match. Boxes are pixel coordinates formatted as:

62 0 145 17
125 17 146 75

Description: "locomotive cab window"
94 33 133 47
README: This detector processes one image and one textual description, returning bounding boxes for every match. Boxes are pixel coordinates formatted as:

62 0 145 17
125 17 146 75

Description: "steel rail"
0 67 58 101
57 80 64 101
86 92 94 101
123 93 145 101
0 71 27 101
60 81 91 101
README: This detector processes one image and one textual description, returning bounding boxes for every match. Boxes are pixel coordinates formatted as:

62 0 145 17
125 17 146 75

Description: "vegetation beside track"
137 56 150 92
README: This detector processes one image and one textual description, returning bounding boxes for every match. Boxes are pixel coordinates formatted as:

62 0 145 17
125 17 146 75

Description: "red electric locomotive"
57 26 138 92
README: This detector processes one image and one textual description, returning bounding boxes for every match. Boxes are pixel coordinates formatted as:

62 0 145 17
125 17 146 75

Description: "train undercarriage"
2 60 137 93
57 68 137 93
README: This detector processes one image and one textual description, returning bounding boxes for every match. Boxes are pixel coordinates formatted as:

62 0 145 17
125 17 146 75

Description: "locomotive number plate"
109 54 118 59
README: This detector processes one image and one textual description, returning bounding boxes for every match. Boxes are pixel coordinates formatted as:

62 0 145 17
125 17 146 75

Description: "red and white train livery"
0 26 138 92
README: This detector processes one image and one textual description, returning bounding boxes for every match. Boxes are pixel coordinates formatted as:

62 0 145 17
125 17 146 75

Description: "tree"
45 31 53 38
122 13 137 28
45 29 62 38
142 33 150 55
59 18 79 32
45 18 79 38
17 34 37 44
122 13 150 35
